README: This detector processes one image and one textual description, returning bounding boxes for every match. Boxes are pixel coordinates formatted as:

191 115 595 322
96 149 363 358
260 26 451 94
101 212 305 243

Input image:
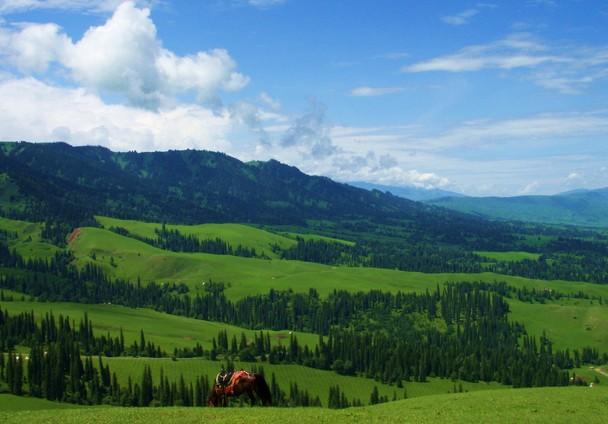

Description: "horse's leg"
248 389 256 406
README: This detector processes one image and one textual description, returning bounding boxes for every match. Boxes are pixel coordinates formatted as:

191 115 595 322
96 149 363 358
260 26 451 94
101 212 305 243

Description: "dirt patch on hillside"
67 228 81 245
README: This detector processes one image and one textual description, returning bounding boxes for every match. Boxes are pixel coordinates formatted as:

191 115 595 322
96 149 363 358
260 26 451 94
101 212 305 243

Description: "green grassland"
96 216 298 259
509 298 608 352
0 394 80 411
0 216 60 260
70 226 608 300
2 386 606 423
476 250 541 262
0 300 318 351
96 216 355 252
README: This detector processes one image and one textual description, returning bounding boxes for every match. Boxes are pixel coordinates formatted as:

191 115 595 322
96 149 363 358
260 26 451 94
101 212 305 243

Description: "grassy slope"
70 227 608 300
95 216 354 259
96 216 297 259
0 300 318 350
0 216 60 260
2 387 607 423
101 357 504 405
509 298 608 352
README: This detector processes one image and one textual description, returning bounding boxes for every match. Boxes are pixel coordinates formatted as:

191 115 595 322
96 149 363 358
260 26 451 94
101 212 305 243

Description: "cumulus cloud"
0 1 248 108
0 77 236 152
350 86 403 97
0 22 71 72
332 151 451 189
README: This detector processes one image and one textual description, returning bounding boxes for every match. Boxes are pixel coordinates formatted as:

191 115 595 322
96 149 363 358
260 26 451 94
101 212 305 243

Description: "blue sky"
0 0 607 196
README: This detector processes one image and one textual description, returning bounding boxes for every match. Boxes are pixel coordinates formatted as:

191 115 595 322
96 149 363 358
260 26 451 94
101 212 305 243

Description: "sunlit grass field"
2 386 606 424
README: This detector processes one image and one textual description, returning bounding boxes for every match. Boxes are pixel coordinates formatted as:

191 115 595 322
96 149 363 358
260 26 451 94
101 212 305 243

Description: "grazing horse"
208 370 272 407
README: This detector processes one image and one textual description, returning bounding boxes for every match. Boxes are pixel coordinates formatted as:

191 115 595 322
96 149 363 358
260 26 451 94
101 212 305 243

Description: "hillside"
429 188 608 228
2 386 607 423
0 141 513 249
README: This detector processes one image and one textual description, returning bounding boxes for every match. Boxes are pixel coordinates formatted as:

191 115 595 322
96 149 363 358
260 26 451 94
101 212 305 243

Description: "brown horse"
208 370 272 407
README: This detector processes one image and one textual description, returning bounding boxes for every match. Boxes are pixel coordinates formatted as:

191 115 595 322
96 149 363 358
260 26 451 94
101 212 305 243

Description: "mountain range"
428 189 608 228
349 181 464 201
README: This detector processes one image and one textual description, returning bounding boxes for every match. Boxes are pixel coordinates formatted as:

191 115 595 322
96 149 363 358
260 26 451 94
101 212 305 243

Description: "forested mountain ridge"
428 188 608 228
0 141 513 248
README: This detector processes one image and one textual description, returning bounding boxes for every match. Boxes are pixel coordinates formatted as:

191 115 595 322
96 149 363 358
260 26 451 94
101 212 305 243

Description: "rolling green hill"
95 216 352 259
2 386 606 423
429 188 608 228
69 226 608 300
0 300 318 351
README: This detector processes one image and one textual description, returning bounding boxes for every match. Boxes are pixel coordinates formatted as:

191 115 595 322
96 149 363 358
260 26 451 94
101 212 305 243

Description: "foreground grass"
2 386 607 423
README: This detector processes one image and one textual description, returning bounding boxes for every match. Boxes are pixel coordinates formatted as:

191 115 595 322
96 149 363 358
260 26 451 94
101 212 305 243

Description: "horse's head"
207 385 224 407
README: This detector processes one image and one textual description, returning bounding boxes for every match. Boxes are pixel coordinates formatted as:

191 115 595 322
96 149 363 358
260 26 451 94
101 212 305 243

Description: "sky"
0 0 607 196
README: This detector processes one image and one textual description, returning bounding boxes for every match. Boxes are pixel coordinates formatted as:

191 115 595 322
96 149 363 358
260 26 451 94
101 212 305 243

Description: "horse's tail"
254 373 272 406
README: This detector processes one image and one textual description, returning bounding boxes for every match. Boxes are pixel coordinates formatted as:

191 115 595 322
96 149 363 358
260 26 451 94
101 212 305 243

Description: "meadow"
508 298 608 352
1 386 606 424
0 299 319 350
70 226 608 300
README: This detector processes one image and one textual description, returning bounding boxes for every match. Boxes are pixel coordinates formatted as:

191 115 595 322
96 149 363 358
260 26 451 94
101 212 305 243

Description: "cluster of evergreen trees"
1 241 606 395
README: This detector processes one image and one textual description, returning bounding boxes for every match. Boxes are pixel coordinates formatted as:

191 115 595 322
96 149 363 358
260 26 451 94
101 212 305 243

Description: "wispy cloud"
404 33 608 94
350 86 403 97
0 0 155 14
441 9 479 26
246 0 285 8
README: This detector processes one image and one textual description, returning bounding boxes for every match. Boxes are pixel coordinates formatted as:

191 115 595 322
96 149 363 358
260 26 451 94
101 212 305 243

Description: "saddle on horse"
216 369 234 388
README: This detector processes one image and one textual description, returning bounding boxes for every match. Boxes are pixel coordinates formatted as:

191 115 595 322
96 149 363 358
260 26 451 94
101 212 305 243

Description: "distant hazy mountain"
350 181 465 202
428 188 608 228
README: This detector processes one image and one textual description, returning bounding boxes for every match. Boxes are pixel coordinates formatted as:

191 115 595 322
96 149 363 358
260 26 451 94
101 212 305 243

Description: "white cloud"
0 22 71 72
0 77 237 152
350 86 403 97
0 1 248 108
441 9 479 26
566 172 582 181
